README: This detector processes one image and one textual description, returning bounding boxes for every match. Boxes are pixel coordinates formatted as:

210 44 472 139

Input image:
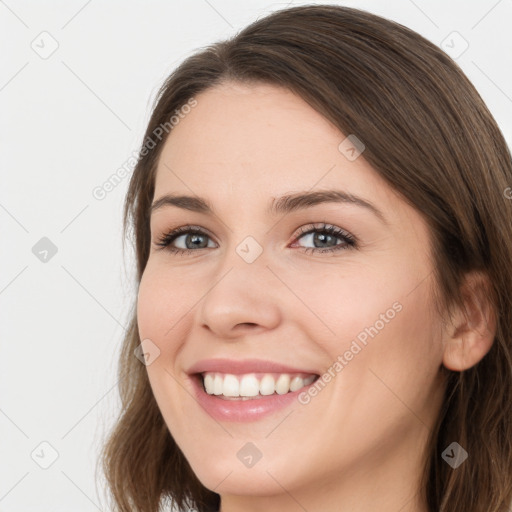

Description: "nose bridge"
234 233 266 266
216 209 270 273
196 231 281 337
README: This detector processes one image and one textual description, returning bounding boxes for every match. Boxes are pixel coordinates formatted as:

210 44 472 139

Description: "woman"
99 5 512 511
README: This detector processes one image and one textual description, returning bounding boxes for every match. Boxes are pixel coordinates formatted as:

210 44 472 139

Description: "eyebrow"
150 190 388 225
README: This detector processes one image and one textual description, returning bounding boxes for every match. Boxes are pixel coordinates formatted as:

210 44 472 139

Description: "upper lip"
187 358 320 376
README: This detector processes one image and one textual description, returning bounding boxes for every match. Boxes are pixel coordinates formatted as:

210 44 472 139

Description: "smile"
202 372 317 399
187 359 321 422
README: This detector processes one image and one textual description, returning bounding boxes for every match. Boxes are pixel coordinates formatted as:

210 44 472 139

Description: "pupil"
314 233 334 248
187 234 207 249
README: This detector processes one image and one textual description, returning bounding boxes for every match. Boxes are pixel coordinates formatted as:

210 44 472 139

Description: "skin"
137 82 495 512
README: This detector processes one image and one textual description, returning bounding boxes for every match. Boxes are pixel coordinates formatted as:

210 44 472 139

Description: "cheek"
307 260 441 397
136 265 191 429
332 276 442 416
281 261 401 345
304 284 443 464
136 262 189 343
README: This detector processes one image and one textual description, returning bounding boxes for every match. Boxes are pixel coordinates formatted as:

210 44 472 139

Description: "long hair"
98 5 512 511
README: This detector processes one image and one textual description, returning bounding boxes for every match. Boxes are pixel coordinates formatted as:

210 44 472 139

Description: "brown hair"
98 4 512 511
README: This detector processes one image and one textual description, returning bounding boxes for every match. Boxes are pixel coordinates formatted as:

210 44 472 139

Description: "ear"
442 271 497 372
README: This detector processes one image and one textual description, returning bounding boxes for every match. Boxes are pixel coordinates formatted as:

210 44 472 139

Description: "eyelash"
154 222 357 256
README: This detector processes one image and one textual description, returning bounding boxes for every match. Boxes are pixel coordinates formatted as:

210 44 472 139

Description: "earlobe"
442 271 497 372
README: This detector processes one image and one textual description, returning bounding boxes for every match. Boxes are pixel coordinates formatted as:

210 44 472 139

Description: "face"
137 82 447 504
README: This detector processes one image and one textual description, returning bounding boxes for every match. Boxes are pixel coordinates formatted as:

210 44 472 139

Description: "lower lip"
190 375 317 423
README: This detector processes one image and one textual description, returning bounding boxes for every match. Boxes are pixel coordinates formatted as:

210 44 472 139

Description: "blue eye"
154 222 357 255
155 226 215 253
291 223 357 253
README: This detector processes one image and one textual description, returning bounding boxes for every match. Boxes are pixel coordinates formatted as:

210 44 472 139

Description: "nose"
196 254 282 340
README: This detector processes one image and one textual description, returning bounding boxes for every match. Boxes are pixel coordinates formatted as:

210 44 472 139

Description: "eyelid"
153 224 218 249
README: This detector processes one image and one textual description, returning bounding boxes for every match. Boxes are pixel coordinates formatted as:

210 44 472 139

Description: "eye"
154 225 216 255
153 222 357 255
290 222 357 254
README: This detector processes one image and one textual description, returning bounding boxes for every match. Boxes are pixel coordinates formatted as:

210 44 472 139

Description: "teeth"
259 374 275 396
290 376 305 392
201 372 317 398
204 373 214 394
239 374 260 397
213 374 223 395
223 374 239 397
275 374 290 395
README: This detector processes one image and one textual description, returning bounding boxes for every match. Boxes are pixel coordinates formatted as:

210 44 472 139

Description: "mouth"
186 358 321 421
194 371 319 400
186 359 321 422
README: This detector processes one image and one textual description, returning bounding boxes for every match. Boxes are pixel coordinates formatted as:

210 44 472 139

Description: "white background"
1 1 511 510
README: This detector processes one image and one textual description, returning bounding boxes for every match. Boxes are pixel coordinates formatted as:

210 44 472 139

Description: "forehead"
154 82 401 217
